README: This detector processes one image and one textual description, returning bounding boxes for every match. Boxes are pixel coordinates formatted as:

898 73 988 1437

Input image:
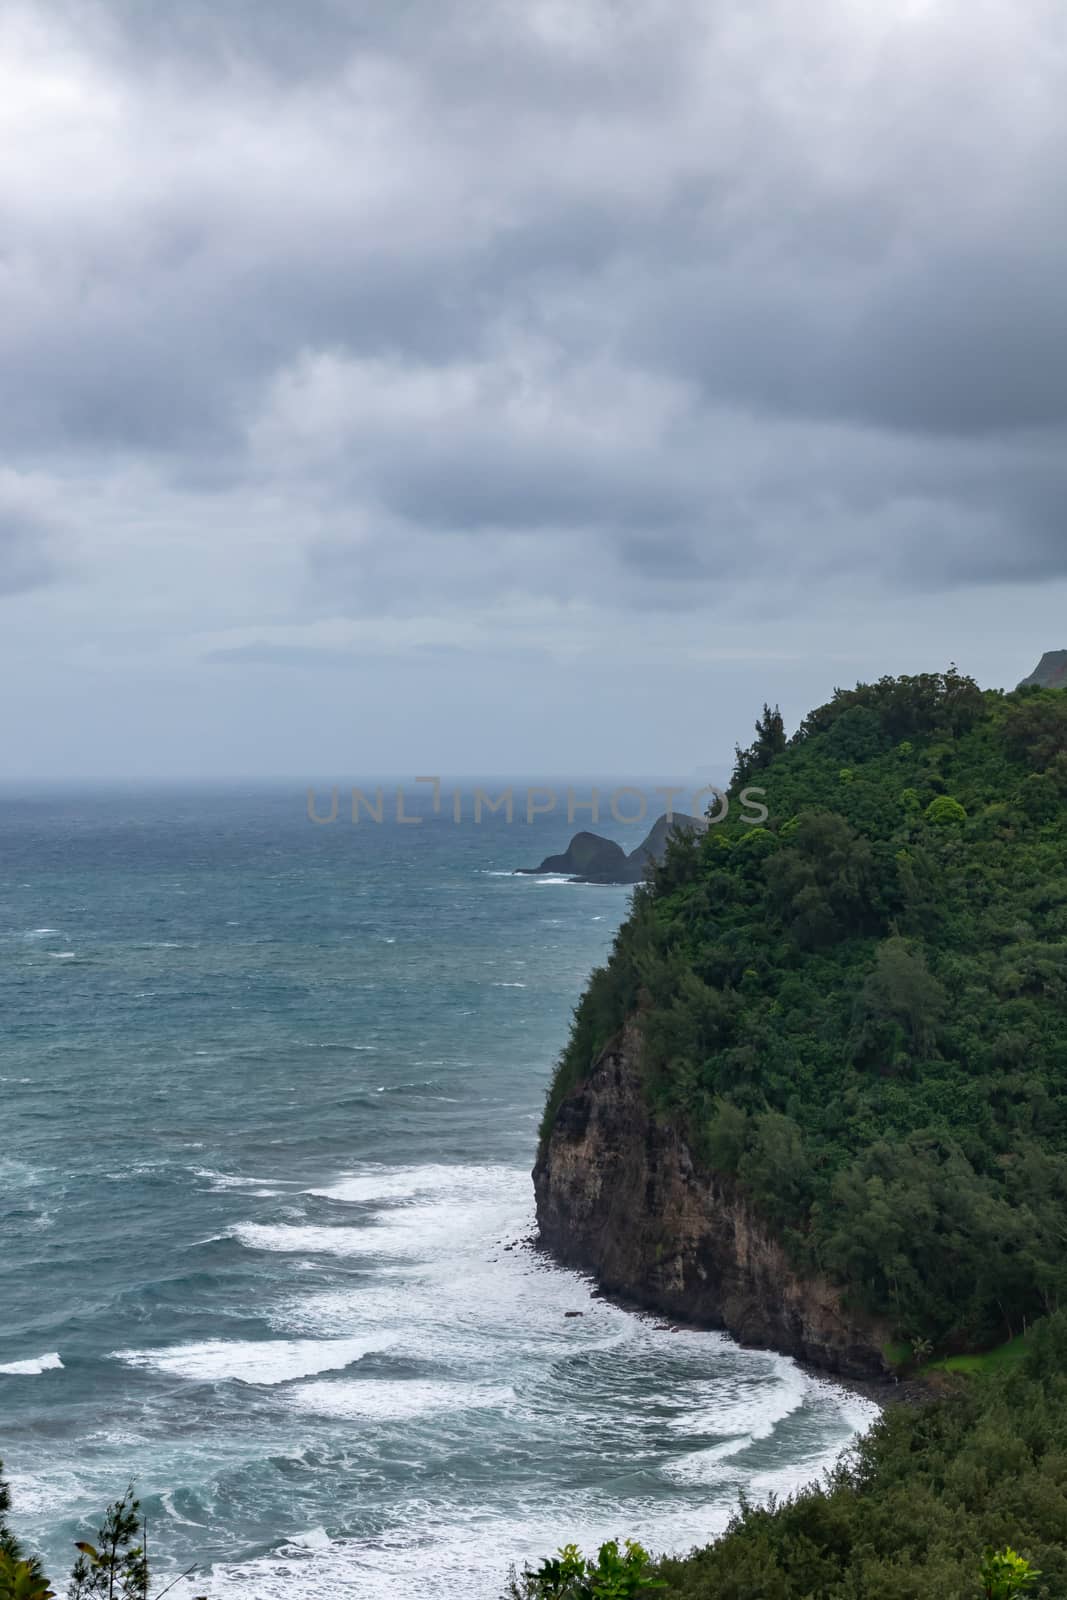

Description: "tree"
979 1546 1041 1599
764 810 877 949
0 1556 56 1600
731 704 786 789
851 937 946 1068
0 1467 48 1598
508 1540 662 1599
924 794 967 826
68 1490 147 1600
1 1464 23 1564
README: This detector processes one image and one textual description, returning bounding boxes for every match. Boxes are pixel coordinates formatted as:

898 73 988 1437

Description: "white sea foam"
118 1160 874 1600
287 1378 516 1422
194 1168 288 1192
115 1336 392 1385
101 1161 879 1600
0 1352 63 1375
664 1356 808 1441
230 1223 387 1257
49 951 76 960
7 1468 90 1517
160 1493 741 1600
231 1198 496 1258
306 1162 516 1206
159 1490 204 1529
661 1437 754 1484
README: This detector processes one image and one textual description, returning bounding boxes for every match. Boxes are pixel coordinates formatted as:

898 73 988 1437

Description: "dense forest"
543 669 1067 1355
523 668 1067 1596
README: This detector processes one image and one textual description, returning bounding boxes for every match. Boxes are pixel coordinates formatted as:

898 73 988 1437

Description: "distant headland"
517 811 705 884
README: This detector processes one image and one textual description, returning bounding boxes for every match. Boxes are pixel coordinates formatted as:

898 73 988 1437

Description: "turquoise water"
0 787 875 1598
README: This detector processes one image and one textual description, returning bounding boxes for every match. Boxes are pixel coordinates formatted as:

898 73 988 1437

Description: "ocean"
0 785 876 1598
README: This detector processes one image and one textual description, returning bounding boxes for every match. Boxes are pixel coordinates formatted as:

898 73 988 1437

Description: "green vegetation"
0 1462 52 1600
543 670 1067 1352
0 1559 55 1600
0 1473 203 1600
929 1334 1031 1377
980 1547 1041 1600
531 669 1067 1592
507 1539 662 1598
68 1487 148 1600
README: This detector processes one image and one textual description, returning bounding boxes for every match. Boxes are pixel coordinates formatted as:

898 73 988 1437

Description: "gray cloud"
2 0 1066 775
0 505 57 597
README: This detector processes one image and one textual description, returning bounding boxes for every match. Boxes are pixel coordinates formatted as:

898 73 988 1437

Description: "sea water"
0 786 876 1597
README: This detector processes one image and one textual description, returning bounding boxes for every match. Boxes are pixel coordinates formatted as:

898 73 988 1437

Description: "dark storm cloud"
3 0 1067 618
634 239 1067 438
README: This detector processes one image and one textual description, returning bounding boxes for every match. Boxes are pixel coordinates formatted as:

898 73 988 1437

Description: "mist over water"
0 788 876 1598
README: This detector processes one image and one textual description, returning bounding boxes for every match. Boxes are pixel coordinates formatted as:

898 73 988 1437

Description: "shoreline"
525 1232 935 1411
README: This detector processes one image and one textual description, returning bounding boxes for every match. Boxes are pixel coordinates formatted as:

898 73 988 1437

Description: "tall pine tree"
731 702 786 788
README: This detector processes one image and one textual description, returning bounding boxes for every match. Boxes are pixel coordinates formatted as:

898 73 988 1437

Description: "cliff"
534 1024 890 1379
1018 650 1067 689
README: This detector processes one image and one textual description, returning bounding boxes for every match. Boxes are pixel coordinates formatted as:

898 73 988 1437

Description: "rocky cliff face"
1019 651 1067 689
534 1025 890 1379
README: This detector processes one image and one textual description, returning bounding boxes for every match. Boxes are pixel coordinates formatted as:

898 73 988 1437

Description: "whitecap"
661 1436 756 1483
492 981 527 988
0 1352 63 1375
49 952 76 960
665 1356 808 1442
194 1168 288 1192
229 1222 401 1258
233 1177 531 1263
306 1162 516 1206
159 1490 204 1529
287 1378 515 1422
289 1528 332 1553
115 1336 392 1386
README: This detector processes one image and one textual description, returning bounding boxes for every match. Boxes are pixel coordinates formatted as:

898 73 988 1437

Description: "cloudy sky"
2 0 1065 780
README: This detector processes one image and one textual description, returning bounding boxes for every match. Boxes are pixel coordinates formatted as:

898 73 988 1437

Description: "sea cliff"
534 1023 890 1380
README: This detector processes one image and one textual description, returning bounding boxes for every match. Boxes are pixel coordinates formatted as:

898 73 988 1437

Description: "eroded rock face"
534 1025 889 1379
1019 651 1067 689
